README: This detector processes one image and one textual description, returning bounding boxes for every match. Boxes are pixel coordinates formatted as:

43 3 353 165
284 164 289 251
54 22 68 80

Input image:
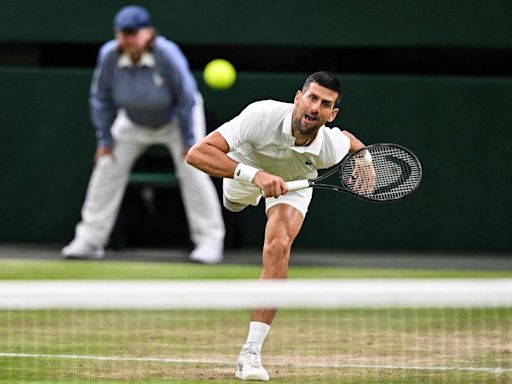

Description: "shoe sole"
64 255 104 260
62 251 105 260
189 257 222 265
235 368 269 381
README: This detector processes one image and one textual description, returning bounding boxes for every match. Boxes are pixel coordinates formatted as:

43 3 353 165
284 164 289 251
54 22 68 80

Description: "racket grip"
286 179 311 191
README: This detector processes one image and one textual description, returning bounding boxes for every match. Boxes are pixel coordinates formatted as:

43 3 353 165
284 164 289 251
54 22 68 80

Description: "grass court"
0 259 511 383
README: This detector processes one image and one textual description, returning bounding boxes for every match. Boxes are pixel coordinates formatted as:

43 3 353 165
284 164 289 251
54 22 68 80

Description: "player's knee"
266 235 292 253
264 239 291 267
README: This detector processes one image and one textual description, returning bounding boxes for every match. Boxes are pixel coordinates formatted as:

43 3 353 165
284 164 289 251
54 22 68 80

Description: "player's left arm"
341 130 376 193
341 130 366 154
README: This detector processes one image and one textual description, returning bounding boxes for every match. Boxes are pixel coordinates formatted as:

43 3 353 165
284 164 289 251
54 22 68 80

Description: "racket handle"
286 179 311 191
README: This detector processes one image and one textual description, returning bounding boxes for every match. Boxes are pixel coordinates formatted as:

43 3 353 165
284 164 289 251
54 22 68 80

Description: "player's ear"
293 90 302 105
327 107 339 122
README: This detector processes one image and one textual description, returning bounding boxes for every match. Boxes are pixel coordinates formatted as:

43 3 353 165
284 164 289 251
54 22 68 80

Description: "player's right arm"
186 131 236 178
186 131 288 198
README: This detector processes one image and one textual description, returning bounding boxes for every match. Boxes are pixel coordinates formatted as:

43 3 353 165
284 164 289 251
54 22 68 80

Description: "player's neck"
296 137 312 146
293 129 316 146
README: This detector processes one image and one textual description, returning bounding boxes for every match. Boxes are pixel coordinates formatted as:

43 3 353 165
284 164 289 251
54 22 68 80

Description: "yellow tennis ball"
203 59 236 90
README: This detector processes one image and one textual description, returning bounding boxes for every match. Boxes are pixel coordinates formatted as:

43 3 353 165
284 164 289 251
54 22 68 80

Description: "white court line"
0 353 510 374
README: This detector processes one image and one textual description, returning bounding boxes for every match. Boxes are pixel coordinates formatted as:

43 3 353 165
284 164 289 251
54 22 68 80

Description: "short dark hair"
302 71 341 107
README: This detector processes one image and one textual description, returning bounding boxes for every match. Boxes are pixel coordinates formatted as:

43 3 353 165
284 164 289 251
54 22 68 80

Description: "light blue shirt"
90 36 198 148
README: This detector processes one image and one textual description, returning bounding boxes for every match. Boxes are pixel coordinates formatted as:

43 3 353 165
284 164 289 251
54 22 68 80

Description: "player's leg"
253 189 311 325
62 114 147 259
236 202 306 381
253 203 305 323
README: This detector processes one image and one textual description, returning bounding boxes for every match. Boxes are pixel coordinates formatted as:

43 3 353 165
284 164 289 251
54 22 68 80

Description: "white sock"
244 321 271 350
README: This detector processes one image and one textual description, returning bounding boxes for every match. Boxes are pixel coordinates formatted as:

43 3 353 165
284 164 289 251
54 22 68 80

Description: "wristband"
355 150 373 166
234 163 260 183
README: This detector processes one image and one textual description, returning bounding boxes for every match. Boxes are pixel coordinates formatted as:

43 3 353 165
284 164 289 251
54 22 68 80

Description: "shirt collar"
282 110 324 155
117 51 155 68
282 111 293 138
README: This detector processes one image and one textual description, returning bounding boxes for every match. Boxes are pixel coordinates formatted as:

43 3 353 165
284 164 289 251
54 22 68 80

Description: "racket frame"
286 143 422 202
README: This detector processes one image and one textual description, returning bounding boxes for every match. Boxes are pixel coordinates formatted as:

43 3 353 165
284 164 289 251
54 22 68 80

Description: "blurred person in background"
62 5 225 264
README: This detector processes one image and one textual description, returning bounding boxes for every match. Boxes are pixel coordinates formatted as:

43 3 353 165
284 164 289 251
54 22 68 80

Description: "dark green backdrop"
2 0 512 48
1 0 511 252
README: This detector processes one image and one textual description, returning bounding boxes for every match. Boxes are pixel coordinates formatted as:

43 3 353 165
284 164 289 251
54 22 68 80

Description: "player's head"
114 5 155 54
302 71 341 107
292 71 340 136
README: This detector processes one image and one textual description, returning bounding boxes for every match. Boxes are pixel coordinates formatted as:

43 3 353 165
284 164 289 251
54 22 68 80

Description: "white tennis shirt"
217 100 351 181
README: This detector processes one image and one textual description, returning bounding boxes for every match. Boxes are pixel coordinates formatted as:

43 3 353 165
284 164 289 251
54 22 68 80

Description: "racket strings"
340 146 421 201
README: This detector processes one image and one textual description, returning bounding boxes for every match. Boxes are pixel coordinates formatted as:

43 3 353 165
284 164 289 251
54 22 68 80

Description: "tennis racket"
286 143 422 202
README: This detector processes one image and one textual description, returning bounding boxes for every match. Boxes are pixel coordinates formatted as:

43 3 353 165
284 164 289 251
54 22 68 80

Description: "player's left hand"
349 163 376 195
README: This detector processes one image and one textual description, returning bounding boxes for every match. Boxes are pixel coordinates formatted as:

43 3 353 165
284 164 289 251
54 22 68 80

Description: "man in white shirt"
186 71 367 381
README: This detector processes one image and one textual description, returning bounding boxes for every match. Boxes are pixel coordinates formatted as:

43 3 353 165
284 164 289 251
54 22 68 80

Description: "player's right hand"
254 172 288 198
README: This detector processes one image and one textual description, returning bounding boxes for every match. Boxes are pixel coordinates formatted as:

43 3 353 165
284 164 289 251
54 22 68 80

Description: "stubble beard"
293 115 320 137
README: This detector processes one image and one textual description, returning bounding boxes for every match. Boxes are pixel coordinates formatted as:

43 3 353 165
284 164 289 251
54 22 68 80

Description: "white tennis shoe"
61 239 105 260
189 243 223 264
235 343 269 381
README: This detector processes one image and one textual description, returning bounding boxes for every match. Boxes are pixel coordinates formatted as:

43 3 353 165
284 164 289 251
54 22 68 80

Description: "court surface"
1 244 511 383
0 243 511 270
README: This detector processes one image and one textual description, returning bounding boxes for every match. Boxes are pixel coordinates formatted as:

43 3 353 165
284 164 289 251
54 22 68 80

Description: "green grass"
1 259 512 280
1 259 511 383
1 308 511 383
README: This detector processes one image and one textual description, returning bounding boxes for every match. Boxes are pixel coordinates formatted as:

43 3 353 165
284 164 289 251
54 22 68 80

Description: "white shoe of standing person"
61 238 105 260
235 343 270 381
189 243 223 264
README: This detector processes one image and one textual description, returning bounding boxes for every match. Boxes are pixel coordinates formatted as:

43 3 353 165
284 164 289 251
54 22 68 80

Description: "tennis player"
187 71 369 381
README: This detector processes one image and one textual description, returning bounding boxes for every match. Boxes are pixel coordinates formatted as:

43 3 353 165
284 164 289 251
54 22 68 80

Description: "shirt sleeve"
216 101 269 152
160 40 197 147
89 42 117 148
323 127 351 166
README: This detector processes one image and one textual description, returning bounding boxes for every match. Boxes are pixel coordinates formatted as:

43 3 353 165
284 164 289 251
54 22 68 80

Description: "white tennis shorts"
223 178 313 217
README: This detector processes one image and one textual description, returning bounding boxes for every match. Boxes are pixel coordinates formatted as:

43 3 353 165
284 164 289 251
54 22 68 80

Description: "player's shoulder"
321 126 348 147
248 99 291 110
321 125 344 139
319 126 350 163
243 100 293 118
238 100 292 129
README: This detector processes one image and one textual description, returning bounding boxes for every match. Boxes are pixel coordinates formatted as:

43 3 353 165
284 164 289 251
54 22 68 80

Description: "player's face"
292 83 339 136
116 27 154 57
